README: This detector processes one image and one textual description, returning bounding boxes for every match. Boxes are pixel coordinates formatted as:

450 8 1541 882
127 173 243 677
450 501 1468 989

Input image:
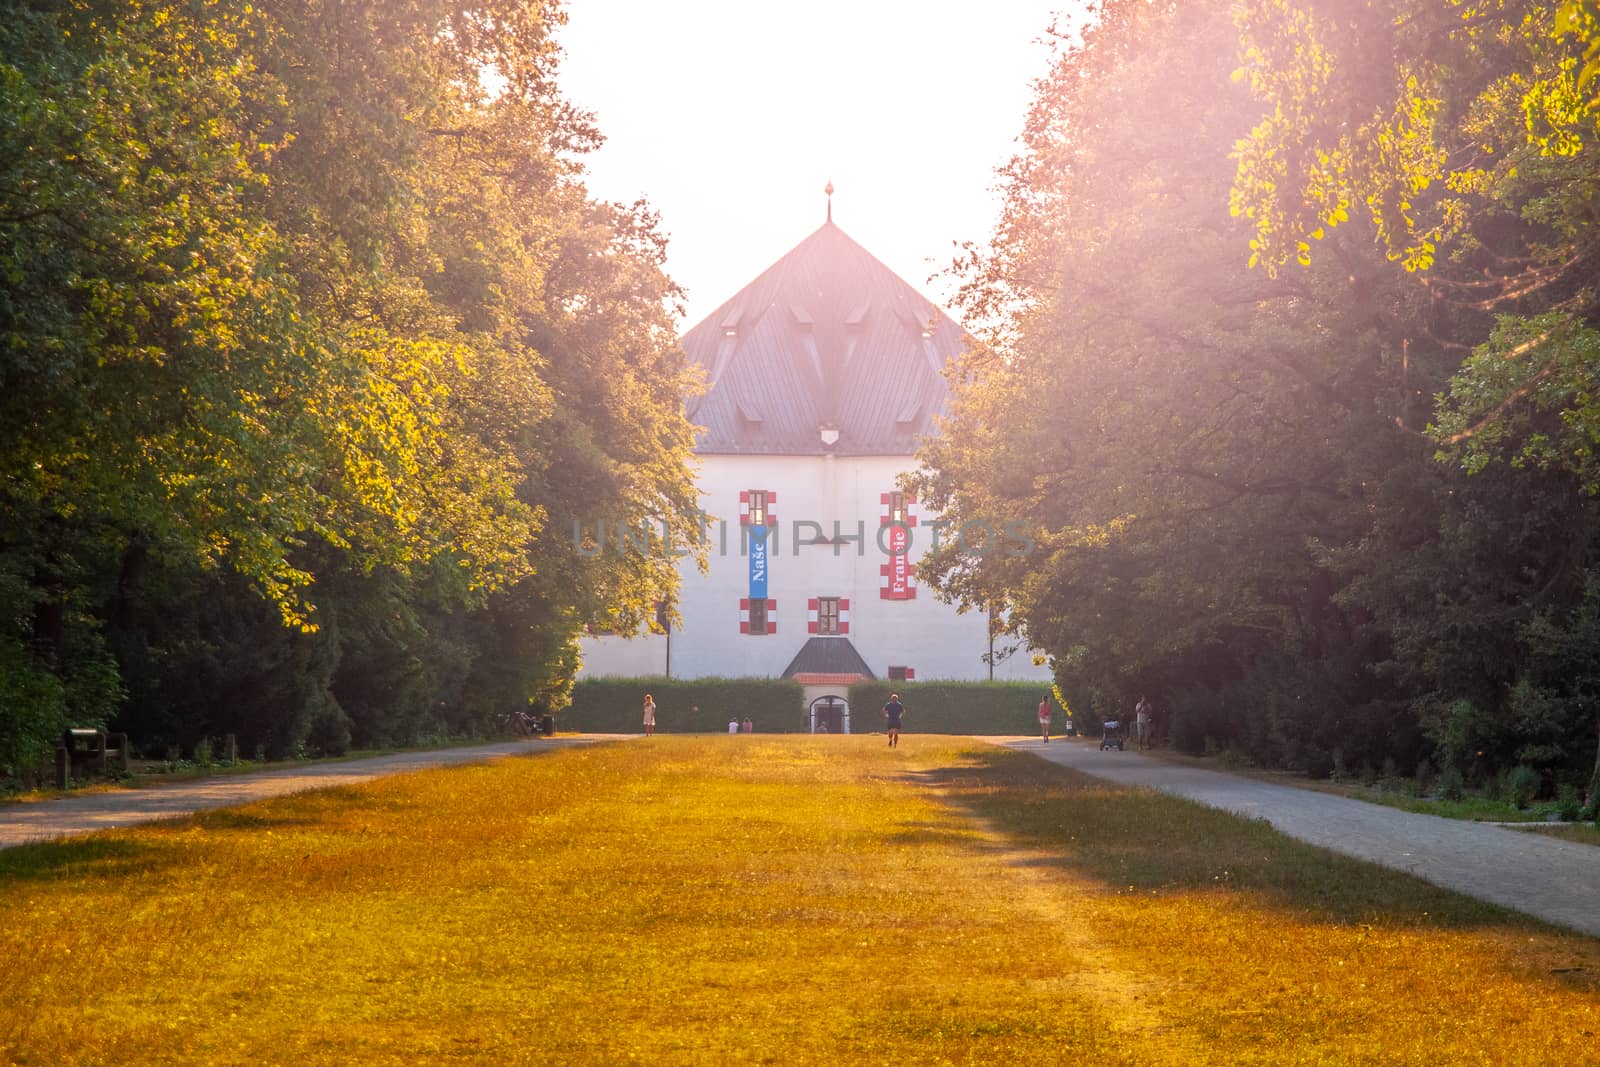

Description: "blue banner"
748 525 768 600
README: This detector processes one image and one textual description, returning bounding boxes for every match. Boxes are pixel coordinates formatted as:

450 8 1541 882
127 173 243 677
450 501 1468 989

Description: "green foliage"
917 0 1600 791
1555 782 1583 820
0 623 120 784
1438 766 1467 802
564 678 804 734
0 639 68 782
1499 765 1544 810
0 0 700 767
1232 0 1600 274
847 682 1052 735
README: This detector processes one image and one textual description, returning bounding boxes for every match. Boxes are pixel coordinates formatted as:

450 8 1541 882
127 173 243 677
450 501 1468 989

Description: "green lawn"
2 737 1596 1064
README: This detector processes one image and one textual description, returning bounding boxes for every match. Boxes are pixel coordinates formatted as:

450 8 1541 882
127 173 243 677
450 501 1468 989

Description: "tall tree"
2 0 700 767
914 0 1600 786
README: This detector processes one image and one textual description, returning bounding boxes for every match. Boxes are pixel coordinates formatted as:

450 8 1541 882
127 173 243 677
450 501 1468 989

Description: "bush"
567 679 1060 735
1165 688 1227 755
304 694 352 757
0 636 120 785
1378 756 1403 793
1499 765 1541 810
1437 766 1466 802
1413 759 1436 796
566 678 804 733
1554 783 1582 822
0 643 68 782
847 681 1054 735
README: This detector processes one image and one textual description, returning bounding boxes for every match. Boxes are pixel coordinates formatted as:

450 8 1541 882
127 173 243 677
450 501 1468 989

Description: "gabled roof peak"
684 218 964 457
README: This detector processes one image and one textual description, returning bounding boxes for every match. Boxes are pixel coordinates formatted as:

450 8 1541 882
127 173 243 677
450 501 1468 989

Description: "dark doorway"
809 696 846 734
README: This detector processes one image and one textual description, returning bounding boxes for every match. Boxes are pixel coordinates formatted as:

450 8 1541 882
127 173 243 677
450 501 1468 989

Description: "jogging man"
883 693 905 748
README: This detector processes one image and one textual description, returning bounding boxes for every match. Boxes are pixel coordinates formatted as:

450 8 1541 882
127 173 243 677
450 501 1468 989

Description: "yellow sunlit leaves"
1234 1 1594 273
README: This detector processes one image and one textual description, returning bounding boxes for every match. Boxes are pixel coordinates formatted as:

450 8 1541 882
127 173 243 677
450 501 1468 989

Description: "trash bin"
539 714 555 737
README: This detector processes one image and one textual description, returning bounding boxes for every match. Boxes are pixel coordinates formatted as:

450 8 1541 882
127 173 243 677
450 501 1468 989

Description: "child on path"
642 693 656 736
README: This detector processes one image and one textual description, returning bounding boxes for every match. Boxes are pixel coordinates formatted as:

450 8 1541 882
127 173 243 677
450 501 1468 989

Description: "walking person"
741 717 753 734
883 692 905 748
1038 694 1052 743
1135 695 1152 751
642 693 657 737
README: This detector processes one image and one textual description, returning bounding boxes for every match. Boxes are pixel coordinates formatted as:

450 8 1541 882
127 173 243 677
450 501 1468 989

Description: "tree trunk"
110 534 149 627
1589 711 1600 809
30 573 66 672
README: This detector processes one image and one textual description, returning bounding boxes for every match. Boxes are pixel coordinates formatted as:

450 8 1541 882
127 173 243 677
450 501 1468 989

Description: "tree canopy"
913 0 1600 796
1 0 699 773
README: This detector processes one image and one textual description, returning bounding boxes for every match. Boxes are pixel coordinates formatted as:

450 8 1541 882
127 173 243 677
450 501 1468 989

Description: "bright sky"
555 0 1084 330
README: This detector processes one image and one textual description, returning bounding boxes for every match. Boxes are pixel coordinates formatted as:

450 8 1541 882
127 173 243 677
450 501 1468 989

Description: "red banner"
889 524 910 596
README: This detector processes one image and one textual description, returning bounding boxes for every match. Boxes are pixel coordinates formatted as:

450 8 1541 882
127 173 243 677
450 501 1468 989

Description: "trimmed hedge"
564 678 805 733
847 681 1059 734
566 678 1064 735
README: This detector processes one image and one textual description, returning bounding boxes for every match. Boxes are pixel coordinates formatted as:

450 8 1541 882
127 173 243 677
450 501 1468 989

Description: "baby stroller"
1099 719 1126 751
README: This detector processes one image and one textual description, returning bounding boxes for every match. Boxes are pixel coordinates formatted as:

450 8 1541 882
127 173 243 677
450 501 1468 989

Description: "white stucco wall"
577 453 1053 683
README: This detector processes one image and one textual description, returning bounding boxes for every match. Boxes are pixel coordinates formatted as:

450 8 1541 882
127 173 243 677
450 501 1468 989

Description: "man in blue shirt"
883 693 905 748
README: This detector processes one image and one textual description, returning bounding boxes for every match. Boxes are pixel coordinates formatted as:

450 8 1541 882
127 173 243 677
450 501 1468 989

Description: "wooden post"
108 732 130 773
55 745 70 790
224 733 238 765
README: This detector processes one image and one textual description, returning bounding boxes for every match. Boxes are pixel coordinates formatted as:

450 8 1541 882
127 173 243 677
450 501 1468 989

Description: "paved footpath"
985 737 1600 938
0 736 626 850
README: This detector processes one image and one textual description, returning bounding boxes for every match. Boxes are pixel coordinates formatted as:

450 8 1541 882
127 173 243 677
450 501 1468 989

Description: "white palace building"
577 206 1052 728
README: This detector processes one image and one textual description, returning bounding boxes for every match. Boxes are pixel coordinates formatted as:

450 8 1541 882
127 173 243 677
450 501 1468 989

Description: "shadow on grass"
908 748 1560 934
881 819 986 850
191 808 334 832
0 835 189 884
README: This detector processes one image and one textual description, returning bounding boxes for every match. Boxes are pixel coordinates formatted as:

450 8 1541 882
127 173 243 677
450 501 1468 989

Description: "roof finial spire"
825 179 834 223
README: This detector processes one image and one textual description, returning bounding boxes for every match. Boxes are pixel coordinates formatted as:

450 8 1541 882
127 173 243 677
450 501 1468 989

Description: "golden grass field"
2 737 1597 1065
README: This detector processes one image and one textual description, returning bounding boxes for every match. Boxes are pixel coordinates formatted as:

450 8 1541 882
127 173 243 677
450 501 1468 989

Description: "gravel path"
0 737 625 850
986 737 1600 938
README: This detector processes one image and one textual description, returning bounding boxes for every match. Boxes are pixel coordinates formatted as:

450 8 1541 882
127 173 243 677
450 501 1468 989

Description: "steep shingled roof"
684 220 965 456
782 637 876 680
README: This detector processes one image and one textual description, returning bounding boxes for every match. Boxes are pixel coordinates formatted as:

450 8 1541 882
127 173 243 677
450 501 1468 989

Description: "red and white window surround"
879 490 917 600
808 597 850 635
739 489 777 526
739 597 777 635
740 488 777 635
